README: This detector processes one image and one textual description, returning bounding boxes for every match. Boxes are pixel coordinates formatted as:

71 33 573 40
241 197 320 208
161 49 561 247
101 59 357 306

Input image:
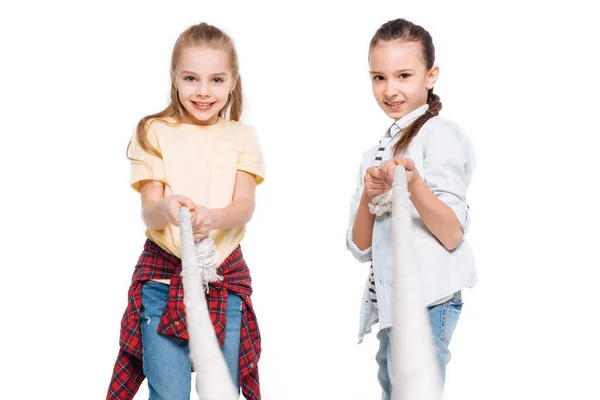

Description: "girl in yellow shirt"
107 22 264 400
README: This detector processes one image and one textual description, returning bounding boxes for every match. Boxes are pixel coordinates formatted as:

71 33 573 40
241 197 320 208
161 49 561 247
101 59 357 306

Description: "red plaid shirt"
107 240 261 399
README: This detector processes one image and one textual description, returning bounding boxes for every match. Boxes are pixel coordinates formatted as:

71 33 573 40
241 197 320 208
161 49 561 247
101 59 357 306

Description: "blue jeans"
140 281 242 400
376 292 463 400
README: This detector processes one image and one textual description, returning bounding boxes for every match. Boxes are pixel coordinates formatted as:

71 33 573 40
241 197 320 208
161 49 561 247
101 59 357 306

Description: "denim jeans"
376 291 463 400
140 281 242 400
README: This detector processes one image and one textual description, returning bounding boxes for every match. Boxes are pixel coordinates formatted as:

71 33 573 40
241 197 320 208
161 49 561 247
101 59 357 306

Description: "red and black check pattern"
107 239 261 399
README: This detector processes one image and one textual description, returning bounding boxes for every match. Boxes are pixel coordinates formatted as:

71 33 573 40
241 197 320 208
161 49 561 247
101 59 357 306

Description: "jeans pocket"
440 293 463 346
141 280 169 319
225 292 242 318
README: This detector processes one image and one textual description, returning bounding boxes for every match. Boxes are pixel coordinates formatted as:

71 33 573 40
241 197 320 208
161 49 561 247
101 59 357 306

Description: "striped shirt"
368 124 402 308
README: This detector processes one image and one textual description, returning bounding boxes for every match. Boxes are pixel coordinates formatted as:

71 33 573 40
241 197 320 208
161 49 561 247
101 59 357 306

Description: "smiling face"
369 40 438 120
174 46 236 125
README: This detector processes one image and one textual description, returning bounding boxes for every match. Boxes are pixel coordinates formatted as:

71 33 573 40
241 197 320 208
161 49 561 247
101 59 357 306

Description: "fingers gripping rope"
179 207 238 400
192 235 223 293
369 191 394 216
369 184 410 217
370 166 442 400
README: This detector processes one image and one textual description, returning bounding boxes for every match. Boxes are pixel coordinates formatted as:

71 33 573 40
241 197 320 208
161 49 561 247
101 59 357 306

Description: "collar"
381 104 429 141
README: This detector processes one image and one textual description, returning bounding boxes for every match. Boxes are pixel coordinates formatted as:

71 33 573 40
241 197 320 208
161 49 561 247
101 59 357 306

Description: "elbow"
441 228 464 251
352 227 372 251
440 204 467 250
143 217 167 231
345 230 372 263
141 211 166 231
243 211 254 226
354 238 371 252
243 199 256 225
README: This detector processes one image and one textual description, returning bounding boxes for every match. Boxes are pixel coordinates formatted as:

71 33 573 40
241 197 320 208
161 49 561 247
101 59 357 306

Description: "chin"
185 108 220 124
383 109 406 120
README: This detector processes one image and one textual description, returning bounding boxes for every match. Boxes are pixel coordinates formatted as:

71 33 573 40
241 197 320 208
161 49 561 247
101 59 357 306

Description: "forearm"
213 198 255 230
142 200 169 231
409 176 463 250
352 192 376 250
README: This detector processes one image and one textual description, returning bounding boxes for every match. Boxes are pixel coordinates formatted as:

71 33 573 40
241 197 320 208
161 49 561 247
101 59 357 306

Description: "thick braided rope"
369 190 394 216
179 207 238 400
370 167 442 400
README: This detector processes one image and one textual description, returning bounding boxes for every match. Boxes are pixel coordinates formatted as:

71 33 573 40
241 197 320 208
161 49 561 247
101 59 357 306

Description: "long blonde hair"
127 22 243 161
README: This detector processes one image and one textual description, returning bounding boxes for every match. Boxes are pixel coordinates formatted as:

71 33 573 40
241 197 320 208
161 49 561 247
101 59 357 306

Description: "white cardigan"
346 105 477 342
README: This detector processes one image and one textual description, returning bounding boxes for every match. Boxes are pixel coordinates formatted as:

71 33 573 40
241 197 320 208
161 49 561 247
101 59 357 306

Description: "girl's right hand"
363 166 390 200
156 195 197 227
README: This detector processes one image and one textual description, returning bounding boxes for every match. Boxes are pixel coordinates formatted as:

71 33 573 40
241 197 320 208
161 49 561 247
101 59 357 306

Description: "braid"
392 90 442 155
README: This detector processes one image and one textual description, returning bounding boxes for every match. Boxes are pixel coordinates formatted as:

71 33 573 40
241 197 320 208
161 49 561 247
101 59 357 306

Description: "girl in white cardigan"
345 18 477 399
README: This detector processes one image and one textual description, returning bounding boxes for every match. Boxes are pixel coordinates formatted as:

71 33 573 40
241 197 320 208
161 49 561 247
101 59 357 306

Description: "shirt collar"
383 104 429 139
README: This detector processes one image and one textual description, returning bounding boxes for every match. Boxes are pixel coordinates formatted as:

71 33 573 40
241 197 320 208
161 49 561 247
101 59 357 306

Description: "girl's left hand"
380 158 420 187
191 205 216 241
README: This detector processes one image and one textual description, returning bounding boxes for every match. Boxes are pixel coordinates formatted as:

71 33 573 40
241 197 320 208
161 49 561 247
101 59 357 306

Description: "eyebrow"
369 69 416 74
180 70 229 76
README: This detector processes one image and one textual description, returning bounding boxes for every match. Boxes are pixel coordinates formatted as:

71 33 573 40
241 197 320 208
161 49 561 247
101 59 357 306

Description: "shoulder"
221 119 259 140
419 116 476 166
144 118 178 139
419 116 470 147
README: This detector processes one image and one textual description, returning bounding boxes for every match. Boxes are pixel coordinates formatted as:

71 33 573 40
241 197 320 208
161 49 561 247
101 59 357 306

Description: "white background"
1 0 599 399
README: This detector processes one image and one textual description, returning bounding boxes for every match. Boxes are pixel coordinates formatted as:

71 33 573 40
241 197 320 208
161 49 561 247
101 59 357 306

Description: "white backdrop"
1 1 599 399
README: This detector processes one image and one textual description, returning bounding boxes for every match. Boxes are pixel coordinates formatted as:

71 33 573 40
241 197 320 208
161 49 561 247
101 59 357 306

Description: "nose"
196 82 210 98
384 81 399 99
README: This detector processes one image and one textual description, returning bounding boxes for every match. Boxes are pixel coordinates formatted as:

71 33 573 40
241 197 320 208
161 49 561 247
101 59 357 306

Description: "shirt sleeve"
237 126 265 185
129 122 167 192
346 158 373 263
422 118 476 234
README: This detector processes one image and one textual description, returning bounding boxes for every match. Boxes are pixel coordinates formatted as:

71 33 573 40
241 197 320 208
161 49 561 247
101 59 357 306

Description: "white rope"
179 164 440 399
369 190 394 217
193 234 223 293
370 167 442 400
179 206 238 400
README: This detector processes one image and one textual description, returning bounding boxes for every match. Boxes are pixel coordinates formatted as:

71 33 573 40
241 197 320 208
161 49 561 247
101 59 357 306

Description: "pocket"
141 281 170 318
225 292 243 316
440 293 463 345
450 290 463 306
214 148 240 173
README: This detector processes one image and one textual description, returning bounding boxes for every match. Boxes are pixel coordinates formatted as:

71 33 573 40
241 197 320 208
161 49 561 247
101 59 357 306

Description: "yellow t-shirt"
129 117 265 265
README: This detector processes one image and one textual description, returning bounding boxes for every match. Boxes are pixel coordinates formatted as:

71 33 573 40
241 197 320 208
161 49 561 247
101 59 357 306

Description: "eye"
212 77 224 83
399 73 411 79
372 75 384 82
184 76 196 82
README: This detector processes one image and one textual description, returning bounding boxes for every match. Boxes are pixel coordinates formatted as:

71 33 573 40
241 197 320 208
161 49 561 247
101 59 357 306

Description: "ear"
171 71 177 88
426 65 439 90
230 77 238 94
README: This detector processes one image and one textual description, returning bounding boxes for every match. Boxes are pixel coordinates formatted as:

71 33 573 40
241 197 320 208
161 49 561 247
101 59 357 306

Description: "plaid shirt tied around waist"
107 239 261 400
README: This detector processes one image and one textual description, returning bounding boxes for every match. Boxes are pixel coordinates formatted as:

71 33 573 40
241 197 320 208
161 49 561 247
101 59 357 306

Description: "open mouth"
191 101 216 111
385 101 404 109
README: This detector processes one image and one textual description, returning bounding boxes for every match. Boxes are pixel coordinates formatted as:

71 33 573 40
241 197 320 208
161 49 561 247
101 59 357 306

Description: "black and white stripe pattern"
368 124 401 308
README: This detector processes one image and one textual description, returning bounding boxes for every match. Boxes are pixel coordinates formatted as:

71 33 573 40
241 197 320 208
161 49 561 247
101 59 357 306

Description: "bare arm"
213 170 257 230
382 159 463 251
408 176 463 250
191 171 257 239
351 166 389 250
139 180 196 230
352 192 376 250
